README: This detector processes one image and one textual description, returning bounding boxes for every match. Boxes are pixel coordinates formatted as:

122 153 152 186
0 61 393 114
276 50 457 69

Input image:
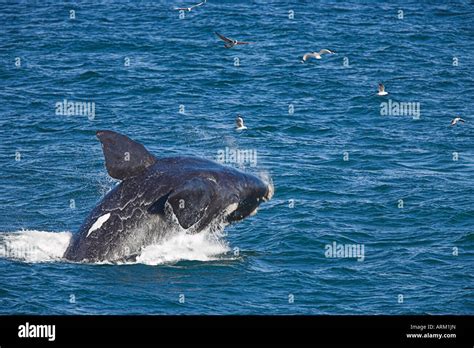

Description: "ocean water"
0 0 473 315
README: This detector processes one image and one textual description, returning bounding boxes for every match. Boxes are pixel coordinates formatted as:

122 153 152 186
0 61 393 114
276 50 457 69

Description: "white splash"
0 227 231 265
0 230 72 263
136 229 230 266
258 170 274 199
87 213 111 237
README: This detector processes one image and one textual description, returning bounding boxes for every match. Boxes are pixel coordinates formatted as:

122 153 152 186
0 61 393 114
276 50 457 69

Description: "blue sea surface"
0 0 473 314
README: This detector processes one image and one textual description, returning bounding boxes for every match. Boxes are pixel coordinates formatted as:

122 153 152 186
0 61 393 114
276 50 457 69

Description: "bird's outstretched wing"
191 0 206 8
174 0 206 11
319 49 334 55
215 32 233 43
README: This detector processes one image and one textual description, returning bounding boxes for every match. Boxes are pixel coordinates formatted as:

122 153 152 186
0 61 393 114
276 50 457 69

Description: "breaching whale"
63 130 273 262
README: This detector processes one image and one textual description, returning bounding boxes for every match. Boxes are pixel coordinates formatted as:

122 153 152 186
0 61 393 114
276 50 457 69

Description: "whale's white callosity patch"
207 176 217 184
250 208 258 216
225 203 239 215
87 213 111 237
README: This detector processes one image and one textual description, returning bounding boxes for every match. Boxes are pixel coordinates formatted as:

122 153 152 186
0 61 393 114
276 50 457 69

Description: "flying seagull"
174 0 206 11
236 116 247 131
451 116 465 126
215 32 253 48
301 49 335 62
377 83 388 96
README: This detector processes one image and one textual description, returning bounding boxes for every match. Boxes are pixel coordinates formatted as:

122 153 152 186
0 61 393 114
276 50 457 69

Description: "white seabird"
236 116 247 131
451 116 465 126
215 32 253 48
377 83 388 96
174 0 206 11
301 49 335 62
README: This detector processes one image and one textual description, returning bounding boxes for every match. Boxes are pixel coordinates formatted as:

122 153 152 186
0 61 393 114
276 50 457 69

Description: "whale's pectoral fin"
148 191 172 215
96 130 158 180
166 177 216 230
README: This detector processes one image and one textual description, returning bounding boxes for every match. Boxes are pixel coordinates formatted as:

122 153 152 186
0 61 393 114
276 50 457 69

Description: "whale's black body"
63 130 273 262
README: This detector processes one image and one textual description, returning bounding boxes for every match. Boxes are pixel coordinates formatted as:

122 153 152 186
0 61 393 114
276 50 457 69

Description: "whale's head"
154 158 274 231
225 170 274 222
